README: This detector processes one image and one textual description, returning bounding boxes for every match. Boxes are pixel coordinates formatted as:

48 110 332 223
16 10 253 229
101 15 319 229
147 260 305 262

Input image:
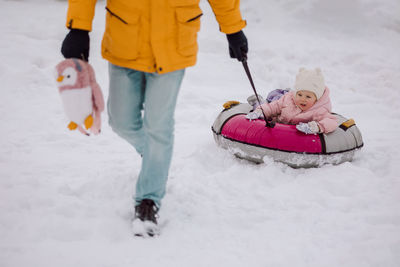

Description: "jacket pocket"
175 6 202 57
103 7 141 60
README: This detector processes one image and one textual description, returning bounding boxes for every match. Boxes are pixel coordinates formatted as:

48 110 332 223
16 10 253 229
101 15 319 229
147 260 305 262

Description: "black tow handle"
241 59 275 128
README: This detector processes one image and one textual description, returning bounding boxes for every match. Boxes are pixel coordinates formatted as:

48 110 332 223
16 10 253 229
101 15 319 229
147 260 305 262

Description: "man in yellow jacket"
61 0 248 237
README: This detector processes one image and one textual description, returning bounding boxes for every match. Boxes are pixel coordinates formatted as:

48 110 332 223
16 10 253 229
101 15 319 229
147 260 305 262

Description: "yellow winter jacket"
66 0 246 74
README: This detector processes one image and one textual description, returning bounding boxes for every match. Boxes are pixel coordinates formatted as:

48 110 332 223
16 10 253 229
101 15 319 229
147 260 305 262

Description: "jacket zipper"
187 13 203 22
105 7 128 24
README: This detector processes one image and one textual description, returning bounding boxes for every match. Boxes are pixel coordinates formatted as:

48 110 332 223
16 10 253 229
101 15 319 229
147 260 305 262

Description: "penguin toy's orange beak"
57 76 64 82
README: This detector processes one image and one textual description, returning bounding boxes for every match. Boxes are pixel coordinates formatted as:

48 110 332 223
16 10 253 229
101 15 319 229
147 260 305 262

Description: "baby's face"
294 90 317 111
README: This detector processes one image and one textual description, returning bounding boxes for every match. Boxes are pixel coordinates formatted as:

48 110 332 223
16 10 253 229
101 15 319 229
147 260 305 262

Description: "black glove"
61 29 90 61
226 30 248 62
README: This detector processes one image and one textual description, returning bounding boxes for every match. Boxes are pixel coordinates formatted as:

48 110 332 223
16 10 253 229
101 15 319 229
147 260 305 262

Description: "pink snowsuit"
259 87 338 133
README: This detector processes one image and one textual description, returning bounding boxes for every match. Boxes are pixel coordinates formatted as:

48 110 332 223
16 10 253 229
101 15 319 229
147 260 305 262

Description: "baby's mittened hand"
308 121 320 134
246 108 263 121
247 94 265 109
296 121 320 134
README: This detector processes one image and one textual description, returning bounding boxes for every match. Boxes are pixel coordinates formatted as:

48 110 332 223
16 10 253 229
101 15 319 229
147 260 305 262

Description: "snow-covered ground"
1 0 400 266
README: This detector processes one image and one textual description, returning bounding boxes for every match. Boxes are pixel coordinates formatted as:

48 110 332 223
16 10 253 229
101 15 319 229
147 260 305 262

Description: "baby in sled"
246 67 338 134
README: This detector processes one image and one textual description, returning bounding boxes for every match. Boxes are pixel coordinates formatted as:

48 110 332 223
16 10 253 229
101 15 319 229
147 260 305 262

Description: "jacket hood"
307 87 332 112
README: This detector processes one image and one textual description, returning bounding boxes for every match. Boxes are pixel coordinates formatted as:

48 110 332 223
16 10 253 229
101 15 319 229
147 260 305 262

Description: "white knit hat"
294 67 325 100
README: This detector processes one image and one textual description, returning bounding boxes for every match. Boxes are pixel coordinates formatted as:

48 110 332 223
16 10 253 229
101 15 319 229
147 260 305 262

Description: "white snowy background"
1 0 399 266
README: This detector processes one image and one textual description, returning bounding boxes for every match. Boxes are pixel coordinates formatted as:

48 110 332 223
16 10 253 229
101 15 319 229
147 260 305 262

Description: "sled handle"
241 60 275 128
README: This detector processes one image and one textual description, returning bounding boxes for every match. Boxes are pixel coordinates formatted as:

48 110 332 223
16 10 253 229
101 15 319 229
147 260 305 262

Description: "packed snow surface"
0 0 399 266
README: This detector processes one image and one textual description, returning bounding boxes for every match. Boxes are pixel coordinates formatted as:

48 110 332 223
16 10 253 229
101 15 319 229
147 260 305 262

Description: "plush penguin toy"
55 58 104 135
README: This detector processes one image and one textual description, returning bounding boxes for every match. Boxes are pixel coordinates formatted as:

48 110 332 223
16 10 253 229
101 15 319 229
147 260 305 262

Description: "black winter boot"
132 199 159 237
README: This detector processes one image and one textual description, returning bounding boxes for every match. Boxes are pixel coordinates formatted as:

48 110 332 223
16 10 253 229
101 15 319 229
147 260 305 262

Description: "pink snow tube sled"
212 101 363 168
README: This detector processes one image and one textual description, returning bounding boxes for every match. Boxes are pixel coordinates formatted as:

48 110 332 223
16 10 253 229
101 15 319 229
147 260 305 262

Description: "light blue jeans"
107 63 185 207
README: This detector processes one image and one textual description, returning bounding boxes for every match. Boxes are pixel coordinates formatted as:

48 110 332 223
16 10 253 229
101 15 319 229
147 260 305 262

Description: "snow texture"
0 0 399 266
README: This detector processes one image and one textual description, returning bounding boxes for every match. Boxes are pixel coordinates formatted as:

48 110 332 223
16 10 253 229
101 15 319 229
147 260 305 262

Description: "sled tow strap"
241 60 275 128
